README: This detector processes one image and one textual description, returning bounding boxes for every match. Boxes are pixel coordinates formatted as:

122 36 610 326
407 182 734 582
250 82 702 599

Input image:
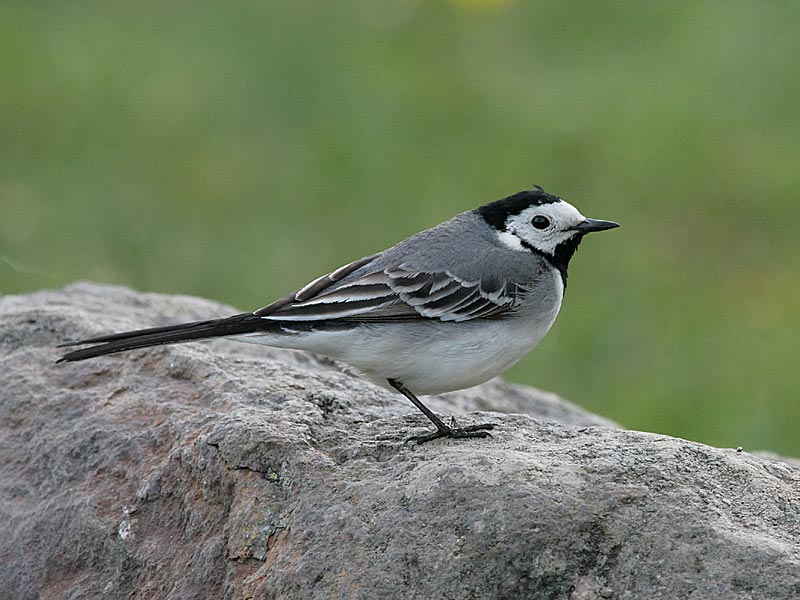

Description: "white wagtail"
58 186 619 443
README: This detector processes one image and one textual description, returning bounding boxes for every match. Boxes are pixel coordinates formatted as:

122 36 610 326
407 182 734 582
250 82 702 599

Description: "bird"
58 186 619 444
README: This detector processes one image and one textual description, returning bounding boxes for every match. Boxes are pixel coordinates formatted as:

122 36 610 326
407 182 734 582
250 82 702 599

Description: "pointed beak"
568 218 620 234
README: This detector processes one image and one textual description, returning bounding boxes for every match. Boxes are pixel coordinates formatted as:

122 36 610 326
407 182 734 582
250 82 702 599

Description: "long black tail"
57 312 264 363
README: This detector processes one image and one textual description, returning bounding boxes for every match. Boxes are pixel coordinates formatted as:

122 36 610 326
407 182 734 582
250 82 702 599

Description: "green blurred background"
2 1 799 455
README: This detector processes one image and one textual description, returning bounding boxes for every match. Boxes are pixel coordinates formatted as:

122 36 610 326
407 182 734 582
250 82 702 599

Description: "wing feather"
255 254 380 316
258 261 524 324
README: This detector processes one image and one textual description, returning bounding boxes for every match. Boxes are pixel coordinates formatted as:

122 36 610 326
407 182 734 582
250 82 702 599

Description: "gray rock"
1 282 798 600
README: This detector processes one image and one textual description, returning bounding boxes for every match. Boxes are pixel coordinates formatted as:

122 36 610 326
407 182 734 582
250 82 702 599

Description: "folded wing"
257 262 523 323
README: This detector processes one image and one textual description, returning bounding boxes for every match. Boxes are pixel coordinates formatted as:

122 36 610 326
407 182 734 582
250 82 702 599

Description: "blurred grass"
2 1 799 455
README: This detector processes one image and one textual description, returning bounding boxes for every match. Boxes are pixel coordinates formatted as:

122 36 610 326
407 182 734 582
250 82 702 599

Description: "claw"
405 422 496 445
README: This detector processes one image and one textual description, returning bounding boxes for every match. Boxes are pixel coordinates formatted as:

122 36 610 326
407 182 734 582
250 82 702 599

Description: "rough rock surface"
1 283 798 600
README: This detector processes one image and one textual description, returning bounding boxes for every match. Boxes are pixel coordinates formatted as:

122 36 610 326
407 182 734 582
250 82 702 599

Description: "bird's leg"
387 379 495 444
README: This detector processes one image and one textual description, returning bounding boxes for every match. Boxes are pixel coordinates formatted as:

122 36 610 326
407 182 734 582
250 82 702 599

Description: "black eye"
532 215 550 229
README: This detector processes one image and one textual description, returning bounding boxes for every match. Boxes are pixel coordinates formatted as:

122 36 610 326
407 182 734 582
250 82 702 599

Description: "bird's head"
474 186 619 282
475 186 618 257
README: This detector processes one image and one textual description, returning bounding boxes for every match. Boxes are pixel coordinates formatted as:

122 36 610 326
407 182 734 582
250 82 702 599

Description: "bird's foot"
405 422 496 445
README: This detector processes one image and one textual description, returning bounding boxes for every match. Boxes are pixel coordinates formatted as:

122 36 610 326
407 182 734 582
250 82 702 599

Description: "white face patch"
495 230 527 252
496 200 586 255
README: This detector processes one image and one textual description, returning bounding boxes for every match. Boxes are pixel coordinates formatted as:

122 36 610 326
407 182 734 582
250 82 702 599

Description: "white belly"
350 317 558 394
